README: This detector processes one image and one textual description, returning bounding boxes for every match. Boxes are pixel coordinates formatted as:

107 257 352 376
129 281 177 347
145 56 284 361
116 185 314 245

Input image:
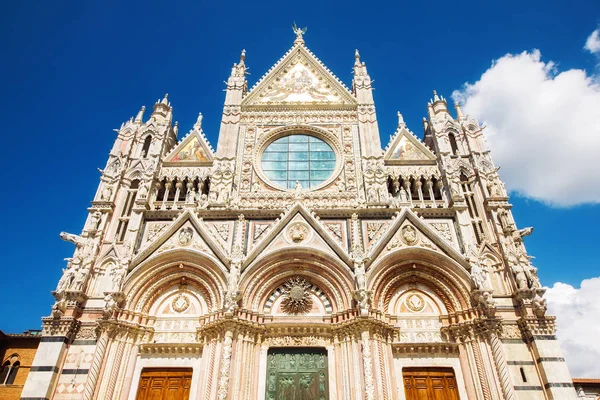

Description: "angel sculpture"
292 22 307 39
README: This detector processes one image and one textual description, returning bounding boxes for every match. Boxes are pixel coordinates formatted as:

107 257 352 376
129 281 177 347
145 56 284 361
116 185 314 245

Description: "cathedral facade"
21 29 577 400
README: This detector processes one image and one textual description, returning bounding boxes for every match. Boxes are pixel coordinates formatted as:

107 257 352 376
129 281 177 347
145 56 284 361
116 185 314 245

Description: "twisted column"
472 340 492 400
105 338 126 399
82 331 109 400
490 333 516 400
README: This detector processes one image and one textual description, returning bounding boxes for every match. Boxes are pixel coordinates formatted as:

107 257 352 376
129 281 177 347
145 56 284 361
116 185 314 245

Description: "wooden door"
403 367 460 400
135 368 192 400
266 348 328 400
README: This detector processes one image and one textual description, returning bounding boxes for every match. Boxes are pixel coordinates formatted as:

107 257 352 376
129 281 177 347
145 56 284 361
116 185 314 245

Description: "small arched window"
141 135 152 158
0 361 10 384
1 357 20 385
448 133 459 155
5 361 19 384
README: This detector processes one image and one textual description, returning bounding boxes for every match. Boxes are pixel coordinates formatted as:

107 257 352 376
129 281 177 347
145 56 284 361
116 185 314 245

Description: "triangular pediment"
384 127 436 165
244 203 351 269
164 131 213 165
131 210 228 269
243 45 357 108
367 208 470 270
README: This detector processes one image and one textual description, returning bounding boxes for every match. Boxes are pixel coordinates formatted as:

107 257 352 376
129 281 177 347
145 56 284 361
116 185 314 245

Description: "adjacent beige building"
21 28 577 400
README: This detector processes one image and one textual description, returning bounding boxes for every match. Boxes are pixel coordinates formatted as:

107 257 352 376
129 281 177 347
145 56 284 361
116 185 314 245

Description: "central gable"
243 45 357 107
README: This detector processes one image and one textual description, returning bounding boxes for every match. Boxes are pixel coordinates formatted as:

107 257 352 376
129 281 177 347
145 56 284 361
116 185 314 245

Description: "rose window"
261 134 336 189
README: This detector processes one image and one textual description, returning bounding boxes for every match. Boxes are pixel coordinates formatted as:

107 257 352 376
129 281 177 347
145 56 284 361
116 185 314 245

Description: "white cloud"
585 29 600 54
452 49 600 206
545 277 600 378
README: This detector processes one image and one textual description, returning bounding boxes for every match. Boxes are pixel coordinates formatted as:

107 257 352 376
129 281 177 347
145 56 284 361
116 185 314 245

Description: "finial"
194 112 203 130
134 106 145 123
397 111 405 127
161 93 169 105
174 121 179 135
433 90 440 102
240 49 246 62
455 101 465 119
292 21 307 44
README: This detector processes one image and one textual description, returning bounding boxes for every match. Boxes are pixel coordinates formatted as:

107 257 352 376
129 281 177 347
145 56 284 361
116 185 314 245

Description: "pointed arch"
141 135 152 158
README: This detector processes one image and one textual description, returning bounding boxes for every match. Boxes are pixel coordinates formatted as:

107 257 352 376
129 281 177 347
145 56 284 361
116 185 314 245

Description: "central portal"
266 348 328 400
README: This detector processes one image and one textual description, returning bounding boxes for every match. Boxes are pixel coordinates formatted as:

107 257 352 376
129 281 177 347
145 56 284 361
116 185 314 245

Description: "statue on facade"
532 293 547 317
100 183 113 201
354 289 371 316
292 22 307 40
89 211 102 232
512 264 529 290
71 267 89 291
56 264 76 292
470 261 488 290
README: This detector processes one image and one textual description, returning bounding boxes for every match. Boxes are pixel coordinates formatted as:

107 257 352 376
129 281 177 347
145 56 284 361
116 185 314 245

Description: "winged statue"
292 22 307 38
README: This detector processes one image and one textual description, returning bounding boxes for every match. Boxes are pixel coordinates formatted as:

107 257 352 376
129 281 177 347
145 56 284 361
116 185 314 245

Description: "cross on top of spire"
292 22 307 45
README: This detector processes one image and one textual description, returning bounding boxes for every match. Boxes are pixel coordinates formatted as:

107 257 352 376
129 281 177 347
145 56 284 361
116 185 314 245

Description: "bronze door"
403 367 460 400
135 368 192 400
266 348 328 400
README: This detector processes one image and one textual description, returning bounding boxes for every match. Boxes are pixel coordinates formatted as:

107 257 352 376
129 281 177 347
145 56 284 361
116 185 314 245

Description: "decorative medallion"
178 227 193 246
401 225 419 245
172 294 190 313
287 222 310 244
281 277 313 315
405 293 425 312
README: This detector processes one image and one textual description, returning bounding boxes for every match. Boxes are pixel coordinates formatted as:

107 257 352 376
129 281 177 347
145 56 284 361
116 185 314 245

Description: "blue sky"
1 0 599 337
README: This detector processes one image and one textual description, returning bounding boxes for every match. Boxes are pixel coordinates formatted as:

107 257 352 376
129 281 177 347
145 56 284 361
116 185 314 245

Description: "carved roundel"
178 227 193 246
401 225 419 245
405 292 425 312
172 294 190 313
285 222 312 244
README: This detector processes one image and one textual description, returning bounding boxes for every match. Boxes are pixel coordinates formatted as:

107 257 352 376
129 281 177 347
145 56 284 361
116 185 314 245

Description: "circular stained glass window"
261 134 336 190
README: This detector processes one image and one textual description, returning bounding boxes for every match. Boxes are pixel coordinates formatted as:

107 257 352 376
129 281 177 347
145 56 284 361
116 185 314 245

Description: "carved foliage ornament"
281 277 313 315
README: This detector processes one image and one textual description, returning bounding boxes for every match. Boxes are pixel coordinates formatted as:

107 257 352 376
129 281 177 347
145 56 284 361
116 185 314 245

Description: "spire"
292 22 307 45
194 112 203 130
353 49 368 77
397 111 406 128
455 101 465 120
161 93 169 105
433 90 440 102
134 106 145 124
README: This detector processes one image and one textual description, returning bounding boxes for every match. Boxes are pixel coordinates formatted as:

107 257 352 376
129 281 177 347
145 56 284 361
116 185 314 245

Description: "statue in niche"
100 184 113 201
111 263 127 292
470 262 488 290
89 211 101 231
138 181 149 199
